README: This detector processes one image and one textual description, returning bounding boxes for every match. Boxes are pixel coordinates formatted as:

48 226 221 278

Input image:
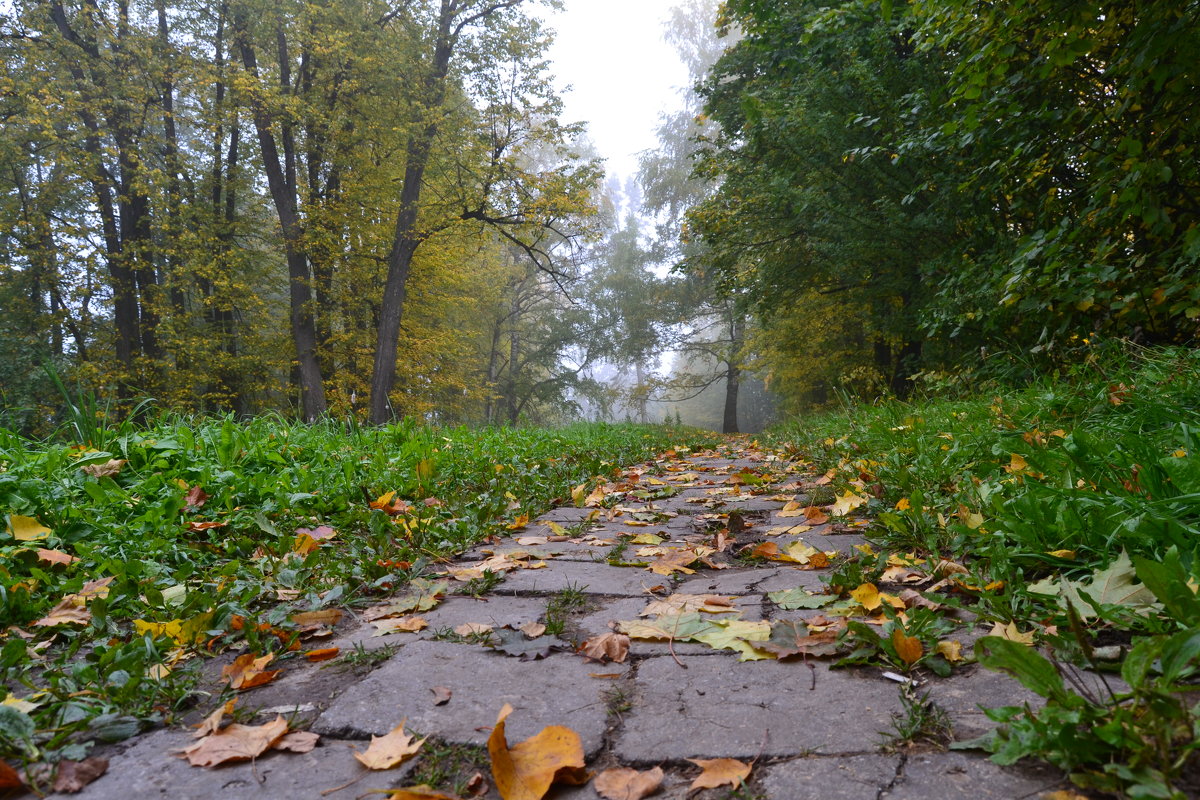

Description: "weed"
336 642 397 671
430 627 495 646
602 684 633 719
882 682 952 751
543 583 588 637
603 537 631 565
406 740 489 795
462 569 504 598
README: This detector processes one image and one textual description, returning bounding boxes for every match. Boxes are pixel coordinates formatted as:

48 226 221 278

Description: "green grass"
0 415 714 771
769 342 1200 797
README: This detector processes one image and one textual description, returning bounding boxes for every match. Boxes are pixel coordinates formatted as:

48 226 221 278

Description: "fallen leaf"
0 761 21 790
80 459 125 478
372 616 429 636
645 549 697 576
193 699 237 738
519 621 547 638
32 594 91 627
640 594 735 616
628 533 663 545
488 704 586 800
7 514 51 542
895 497 911 511
578 633 630 664
1057 550 1158 619
767 587 836 610
35 548 78 566
432 686 452 705
454 622 495 636
989 621 1036 645
688 758 751 790
803 506 830 524
184 485 209 510
755 620 840 659
177 716 289 767
52 757 108 793
891 629 923 666
508 515 530 530
593 766 663 800
831 491 868 517
305 647 340 662
935 640 963 662
850 583 882 611
897 589 941 610
275 731 320 753
489 628 559 660
355 720 426 770
617 612 716 642
221 653 282 690
291 609 344 630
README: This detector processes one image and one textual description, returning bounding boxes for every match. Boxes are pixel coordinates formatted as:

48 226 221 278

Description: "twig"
321 772 365 796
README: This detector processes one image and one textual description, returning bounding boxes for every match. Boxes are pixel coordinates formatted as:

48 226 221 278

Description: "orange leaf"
388 787 464 800
33 594 91 627
354 720 425 770
177 716 289 767
849 583 882 611
803 506 830 524
305 647 340 662
221 653 281 690
0 760 23 790
688 758 751 790
891 629 923 666
36 548 78 566
593 766 663 800
293 533 319 555
488 704 587 800
193 699 238 738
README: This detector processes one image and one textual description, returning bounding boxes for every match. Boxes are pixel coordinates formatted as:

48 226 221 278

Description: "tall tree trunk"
234 11 327 420
722 313 744 434
368 2 455 424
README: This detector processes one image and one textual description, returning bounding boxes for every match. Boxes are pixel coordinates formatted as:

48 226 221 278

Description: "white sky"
541 0 690 185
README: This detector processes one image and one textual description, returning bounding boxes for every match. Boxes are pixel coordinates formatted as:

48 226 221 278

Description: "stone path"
54 441 1071 800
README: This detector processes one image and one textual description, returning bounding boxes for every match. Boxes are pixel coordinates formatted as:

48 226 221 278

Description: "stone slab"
616 656 903 760
314 640 610 755
49 727 386 800
761 754 899 799
494 560 672 597
884 751 1065 799
332 596 550 651
575 595 765 657
922 664 1043 740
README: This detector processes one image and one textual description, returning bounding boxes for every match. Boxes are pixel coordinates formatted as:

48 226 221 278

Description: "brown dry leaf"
803 506 830 524
305 647 340 662
193 699 237 738
388 787 465 800
0 761 21 790
488 703 587 800
688 758 751 790
432 686 453 705
891 629 923 666
578 633 630 664
593 766 663 800
645 549 697 576
32 594 91 627
292 609 343 630
275 731 319 753
880 566 926 584
177 716 289 767
640 594 735 616
37 548 79 566
52 757 108 793
519 621 547 638
935 559 968 577
372 616 429 636
354 720 426 770
221 653 282 690
897 589 940 610
80 459 126 478
184 485 209 509
454 622 494 636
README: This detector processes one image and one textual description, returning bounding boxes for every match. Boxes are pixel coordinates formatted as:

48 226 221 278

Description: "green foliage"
0 416 711 769
772 344 1200 795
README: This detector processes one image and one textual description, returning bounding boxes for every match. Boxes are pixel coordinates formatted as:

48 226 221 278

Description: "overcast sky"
541 0 691 186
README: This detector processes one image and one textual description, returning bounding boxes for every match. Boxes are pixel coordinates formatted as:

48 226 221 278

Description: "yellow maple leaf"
831 491 868 517
850 582 882 611
7 515 51 542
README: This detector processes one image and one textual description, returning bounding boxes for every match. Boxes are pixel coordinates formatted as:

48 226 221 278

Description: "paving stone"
494 559 669 596
333 595 549 651
884 751 1066 799
922 664 1043 740
760 754 899 799
616 656 903 760
461 539 613 563
778 531 870 554
541 506 604 523
314 640 610 755
50 727 388 800
678 566 826 595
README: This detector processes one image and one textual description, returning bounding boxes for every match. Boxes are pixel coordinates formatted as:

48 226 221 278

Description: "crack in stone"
877 752 907 800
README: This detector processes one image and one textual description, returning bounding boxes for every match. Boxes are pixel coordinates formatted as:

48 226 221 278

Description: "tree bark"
722 313 744 434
